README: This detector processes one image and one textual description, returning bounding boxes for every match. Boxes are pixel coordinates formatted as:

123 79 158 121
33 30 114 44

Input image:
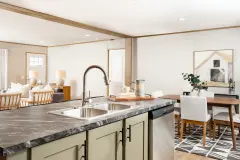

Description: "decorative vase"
56 78 64 86
30 78 37 86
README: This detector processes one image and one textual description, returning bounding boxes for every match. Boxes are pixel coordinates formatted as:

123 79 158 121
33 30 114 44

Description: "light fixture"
85 34 90 37
29 70 39 86
178 18 185 21
56 70 66 87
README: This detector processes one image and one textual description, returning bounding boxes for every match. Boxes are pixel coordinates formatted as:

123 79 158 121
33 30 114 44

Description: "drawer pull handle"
127 125 132 142
80 140 87 160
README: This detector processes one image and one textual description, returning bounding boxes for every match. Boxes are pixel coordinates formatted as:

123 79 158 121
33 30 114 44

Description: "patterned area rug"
174 123 240 160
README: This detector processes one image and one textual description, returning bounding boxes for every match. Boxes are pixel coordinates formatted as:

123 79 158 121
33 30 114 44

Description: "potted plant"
182 73 208 95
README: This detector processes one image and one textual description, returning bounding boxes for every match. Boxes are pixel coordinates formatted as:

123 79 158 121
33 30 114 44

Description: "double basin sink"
48 103 132 120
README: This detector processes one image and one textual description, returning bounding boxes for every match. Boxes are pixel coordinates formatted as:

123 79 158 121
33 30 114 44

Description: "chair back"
180 95 208 122
0 93 21 110
32 91 54 105
151 91 164 98
199 91 214 98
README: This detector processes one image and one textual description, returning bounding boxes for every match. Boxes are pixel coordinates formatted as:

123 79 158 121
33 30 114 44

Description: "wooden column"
125 38 133 86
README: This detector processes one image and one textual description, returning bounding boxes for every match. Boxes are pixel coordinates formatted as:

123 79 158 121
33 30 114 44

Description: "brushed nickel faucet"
82 65 109 106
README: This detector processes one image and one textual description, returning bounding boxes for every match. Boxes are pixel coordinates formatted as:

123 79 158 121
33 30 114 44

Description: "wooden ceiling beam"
135 25 240 38
0 1 131 38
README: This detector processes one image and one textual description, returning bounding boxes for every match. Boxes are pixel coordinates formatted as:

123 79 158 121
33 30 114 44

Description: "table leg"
234 105 239 114
0 156 6 160
229 106 236 149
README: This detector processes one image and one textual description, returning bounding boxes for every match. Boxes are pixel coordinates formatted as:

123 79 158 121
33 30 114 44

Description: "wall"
48 39 125 98
0 42 48 85
135 28 240 95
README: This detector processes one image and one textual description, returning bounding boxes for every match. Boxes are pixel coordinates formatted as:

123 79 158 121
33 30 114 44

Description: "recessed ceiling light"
178 18 186 21
85 34 90 37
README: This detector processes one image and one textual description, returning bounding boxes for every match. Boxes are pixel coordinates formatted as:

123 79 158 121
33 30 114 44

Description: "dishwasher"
149 105 174 160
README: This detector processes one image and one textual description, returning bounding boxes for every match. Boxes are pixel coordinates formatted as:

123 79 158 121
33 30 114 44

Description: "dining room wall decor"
193 49 234 87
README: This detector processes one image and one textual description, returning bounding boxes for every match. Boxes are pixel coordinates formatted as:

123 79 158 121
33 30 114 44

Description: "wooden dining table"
161 94 240 149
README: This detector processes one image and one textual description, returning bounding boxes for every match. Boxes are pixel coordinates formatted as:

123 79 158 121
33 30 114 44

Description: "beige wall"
135 28 240 95
48 39 125 98
0 42 48 86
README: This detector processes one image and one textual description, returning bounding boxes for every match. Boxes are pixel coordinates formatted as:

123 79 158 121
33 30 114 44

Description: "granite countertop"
0 98 175 156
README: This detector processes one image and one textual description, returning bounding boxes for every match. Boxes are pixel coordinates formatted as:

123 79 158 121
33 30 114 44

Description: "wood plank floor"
175 151 214 160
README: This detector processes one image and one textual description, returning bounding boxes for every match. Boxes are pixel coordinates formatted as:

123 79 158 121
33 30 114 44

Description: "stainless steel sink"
93 103 131 111
48 103 132 120
48 107 108 120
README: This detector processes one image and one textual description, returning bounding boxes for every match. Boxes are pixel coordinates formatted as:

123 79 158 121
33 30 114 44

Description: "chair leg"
184 123 187 134
208 121 212 139
213 121 216 141
203 122 207 147
188 124 191 135
218 125 221 137
177 116 181 136
180 119 185 142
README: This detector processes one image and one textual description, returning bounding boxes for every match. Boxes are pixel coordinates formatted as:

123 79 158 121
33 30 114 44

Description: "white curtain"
0 49 8 90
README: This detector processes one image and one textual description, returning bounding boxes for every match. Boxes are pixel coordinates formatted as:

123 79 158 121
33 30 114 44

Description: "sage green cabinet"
88 121 123 160
124 113 148 160
7 151 28 160
31 132 86 160
6 113 149 160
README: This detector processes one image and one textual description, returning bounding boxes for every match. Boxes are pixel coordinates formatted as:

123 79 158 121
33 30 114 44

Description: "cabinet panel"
31 132 86 160
125 113 148 160
7 151 28 160
88 121 123 160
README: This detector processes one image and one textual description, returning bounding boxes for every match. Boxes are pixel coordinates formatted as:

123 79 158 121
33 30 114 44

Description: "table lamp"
29 70 39 86
56 70 66 87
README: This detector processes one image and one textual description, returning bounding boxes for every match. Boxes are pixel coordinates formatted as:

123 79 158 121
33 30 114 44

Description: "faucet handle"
88 91 92 103
86 90 92 104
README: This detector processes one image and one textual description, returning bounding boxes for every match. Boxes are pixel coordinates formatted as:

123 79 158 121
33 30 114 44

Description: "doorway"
26 52 47 84
108 49 125 96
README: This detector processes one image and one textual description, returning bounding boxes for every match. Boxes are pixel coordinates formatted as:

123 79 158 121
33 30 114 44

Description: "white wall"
48 39 125 98
136 28 240 95
0 42 48 85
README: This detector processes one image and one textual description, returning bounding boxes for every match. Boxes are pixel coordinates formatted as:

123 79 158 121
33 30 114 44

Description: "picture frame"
193 49 234 87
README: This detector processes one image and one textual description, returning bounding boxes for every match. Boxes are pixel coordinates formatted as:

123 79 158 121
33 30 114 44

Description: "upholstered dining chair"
180 95 212 147
0 93 22 110
152 90 181 135
151 90 164 98
213 112 240 139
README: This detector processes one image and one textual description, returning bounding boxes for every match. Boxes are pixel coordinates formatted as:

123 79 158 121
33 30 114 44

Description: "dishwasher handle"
149 105 174 120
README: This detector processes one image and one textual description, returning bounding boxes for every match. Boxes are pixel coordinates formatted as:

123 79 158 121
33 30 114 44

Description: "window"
29 56 43 67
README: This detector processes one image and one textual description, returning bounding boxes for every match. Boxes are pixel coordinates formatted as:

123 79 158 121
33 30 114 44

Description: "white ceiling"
0 9 118 46
1 0 240 37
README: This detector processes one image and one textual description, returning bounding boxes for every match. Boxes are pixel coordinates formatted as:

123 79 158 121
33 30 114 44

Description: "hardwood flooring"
175 151 214 160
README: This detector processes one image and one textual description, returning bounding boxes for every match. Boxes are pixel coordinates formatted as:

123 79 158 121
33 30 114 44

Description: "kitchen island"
0 98 175 160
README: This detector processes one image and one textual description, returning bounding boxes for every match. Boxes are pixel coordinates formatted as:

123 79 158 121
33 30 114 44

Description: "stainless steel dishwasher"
149 105 174 160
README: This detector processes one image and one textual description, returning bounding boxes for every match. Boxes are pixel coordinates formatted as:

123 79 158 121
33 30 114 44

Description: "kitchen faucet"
82 65 109 106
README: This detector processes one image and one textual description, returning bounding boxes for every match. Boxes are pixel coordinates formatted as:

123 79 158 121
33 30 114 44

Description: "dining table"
161 94 240 149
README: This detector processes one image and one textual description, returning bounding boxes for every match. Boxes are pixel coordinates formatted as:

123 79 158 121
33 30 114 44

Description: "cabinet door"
31 132 86 160
125 113 148 160
7 151 28 160
88 121 123 160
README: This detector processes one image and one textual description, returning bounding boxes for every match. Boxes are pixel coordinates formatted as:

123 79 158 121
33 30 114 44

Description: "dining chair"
213 112 240 139
152 91 181 135
180 95 212 147
151 91 164 98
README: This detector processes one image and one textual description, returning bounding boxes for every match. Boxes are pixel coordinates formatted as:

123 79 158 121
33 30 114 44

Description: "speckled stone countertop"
0 98 175 156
